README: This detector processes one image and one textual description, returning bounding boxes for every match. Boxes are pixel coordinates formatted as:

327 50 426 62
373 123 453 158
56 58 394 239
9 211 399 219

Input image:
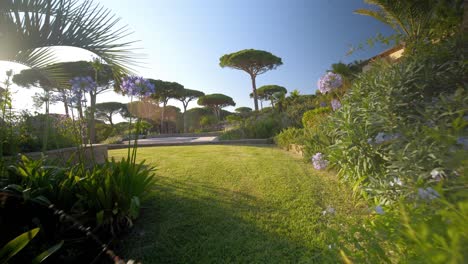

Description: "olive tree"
219 49 282 111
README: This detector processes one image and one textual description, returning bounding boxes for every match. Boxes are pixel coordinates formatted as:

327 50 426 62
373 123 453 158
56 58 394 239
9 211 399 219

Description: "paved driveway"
125 136 219 145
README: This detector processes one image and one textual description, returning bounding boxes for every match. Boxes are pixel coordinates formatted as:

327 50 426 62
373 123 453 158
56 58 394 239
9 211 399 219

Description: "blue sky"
3 0 394 116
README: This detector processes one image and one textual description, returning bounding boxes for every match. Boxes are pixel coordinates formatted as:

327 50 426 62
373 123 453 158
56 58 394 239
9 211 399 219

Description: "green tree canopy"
235 107 252 114
219 49 282 111
175 89 205 112
175 88 205 132
149 79 185 105
13 60 115 143
94 102 128 127
197 94 235 120
149 79 184 133
256 85 287 107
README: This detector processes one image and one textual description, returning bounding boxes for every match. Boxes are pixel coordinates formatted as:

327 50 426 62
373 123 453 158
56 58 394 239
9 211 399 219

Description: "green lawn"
109 145 365 263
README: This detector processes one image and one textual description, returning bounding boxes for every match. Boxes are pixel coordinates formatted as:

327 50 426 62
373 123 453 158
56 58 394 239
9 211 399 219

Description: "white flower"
430 169 445 182
390 177 403 186
322 206 335 215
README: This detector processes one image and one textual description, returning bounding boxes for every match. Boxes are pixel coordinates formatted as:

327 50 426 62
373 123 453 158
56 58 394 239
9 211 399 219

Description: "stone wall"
5 145 108 166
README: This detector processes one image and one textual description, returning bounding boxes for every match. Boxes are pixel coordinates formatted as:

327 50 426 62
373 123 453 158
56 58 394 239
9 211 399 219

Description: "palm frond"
0 0 141 86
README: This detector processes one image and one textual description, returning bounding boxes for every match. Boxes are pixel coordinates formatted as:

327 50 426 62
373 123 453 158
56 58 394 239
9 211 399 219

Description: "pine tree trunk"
183 103 188 133
250 74 259 111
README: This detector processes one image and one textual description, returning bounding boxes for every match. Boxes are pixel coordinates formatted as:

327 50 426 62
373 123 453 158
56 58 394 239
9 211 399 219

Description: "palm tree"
0 0 139 86
354 0 462 43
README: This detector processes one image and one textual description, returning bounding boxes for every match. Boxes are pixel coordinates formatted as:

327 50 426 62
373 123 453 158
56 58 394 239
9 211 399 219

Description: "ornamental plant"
326 38 467 203
317 72 343 94
120 76 155 164
330 99 341 111
312 152 328 170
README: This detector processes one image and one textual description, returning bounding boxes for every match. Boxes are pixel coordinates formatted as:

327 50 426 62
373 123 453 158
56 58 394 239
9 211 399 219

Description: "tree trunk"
161 101 166 134
88 92 96 143
62 94 69 117
250 74 259 111
42 100 50 152
109 115 114 128
182 103 188 133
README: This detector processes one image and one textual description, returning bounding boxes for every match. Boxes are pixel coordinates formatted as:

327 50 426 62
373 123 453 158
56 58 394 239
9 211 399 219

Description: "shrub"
274 127 305 149
326 39 467 202
332 184 468 263
1 155 156 261
101 135 124 144
302 107 331 128
219 112 288 140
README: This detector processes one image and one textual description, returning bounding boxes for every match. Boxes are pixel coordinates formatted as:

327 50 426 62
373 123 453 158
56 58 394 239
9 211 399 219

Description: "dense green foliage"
328 39 466 202
220 112 289 140
1 156 155 262
197 93 235 120
274 127 306 149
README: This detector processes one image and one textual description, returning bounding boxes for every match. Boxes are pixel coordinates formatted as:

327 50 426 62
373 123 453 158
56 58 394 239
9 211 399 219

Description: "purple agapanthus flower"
375 205 384 215
320 102 327 107
331 99 341 111
418 187 440 200
317 72 343 94
70 76 97 93
312 152 328 170
121 76 155 97
456 136 468 150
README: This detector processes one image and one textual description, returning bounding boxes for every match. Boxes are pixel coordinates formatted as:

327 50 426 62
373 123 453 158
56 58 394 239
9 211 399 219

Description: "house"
362 45 405 72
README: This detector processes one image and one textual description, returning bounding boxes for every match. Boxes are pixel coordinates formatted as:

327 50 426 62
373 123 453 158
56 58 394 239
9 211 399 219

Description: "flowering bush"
121 76 155 97
317 72 343 94
330 99 341 111
311 152 328 170
326 39 467 203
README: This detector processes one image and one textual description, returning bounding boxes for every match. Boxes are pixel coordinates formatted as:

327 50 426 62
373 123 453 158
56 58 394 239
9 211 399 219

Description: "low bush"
302 107 331 128
101 135 124 144
0 155 155 262
220 112 288 140
274 127 306 149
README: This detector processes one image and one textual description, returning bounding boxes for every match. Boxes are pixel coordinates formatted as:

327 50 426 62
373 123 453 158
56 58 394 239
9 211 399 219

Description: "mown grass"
109 145 366 263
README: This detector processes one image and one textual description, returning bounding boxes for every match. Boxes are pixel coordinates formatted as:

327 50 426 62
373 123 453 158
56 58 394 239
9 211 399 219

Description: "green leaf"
32 241 64 264
0 228 40 263
96 211 104 225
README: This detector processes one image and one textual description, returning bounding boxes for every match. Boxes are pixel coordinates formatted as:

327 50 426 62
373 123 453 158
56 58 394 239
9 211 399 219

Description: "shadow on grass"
119 176 333 263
